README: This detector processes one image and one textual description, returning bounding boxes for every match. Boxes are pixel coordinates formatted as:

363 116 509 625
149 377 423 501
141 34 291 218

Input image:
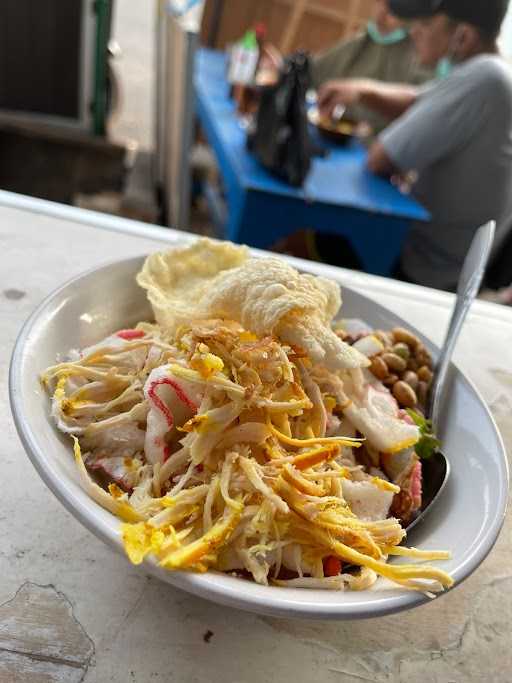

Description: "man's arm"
318 79 418 122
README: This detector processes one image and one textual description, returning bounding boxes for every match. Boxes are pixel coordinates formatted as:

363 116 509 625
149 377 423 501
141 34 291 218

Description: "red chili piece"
323 556 343 577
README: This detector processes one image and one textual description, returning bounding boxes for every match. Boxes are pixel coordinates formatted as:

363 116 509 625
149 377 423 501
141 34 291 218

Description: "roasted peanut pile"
339 327 433 412
371 328 433 411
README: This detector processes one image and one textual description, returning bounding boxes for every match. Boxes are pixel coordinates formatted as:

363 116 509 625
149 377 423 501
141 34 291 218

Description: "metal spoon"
406 220 496 532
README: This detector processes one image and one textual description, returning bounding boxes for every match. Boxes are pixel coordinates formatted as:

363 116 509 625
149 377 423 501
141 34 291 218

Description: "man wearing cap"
318 0 512 291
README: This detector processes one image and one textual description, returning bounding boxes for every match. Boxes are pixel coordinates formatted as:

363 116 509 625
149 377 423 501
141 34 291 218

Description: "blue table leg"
336 212 410 276
225 188 252 244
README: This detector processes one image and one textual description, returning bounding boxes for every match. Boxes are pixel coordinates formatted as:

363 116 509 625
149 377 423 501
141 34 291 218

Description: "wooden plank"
347 0 364 34
200 0 374 52
290 11 349 52
279 0 308 53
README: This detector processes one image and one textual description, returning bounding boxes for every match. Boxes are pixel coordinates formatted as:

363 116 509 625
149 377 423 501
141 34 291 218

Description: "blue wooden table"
194 48 429 276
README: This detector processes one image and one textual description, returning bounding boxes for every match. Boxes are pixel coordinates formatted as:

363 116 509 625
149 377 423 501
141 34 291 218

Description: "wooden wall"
201 0 375 54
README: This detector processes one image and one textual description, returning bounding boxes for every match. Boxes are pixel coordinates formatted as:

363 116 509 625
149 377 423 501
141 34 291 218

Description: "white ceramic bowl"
9 256 509 620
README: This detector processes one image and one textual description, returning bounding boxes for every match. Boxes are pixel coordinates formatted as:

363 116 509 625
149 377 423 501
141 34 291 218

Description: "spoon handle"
429 221 496 430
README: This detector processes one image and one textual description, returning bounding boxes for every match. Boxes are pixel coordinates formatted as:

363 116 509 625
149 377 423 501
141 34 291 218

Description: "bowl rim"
9 254 510 620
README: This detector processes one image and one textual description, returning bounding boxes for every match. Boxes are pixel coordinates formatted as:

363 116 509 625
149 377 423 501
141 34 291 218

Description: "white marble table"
1 190 511 683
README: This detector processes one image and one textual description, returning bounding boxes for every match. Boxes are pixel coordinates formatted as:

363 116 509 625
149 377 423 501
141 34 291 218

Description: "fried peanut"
393 381 418 408
417 381 429 406
392 342 411 360
418 366 433 385
415 345 433 369
403 371 419 391
370 355 389 381
392 327 420 349
374 330 394 348
382 353 407 373
407 357 419 372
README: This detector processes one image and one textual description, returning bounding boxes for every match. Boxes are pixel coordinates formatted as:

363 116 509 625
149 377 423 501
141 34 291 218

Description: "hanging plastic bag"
247 51 314 187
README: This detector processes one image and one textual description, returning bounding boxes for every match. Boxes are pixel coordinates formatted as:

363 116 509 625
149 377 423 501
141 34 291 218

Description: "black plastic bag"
247 51 313 187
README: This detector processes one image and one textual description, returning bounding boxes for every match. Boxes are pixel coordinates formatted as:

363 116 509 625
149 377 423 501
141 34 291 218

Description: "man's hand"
317 79 370 119
368 141 417 194
318 79 418 122
367 141 396 177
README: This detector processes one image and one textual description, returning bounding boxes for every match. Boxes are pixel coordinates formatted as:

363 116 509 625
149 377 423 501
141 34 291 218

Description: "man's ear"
455 23 480 58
